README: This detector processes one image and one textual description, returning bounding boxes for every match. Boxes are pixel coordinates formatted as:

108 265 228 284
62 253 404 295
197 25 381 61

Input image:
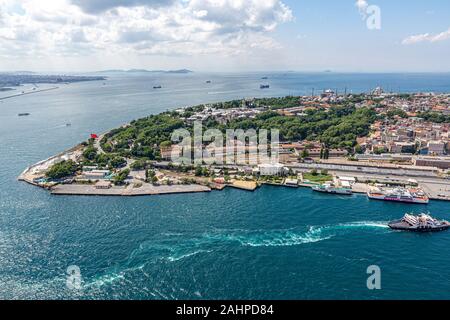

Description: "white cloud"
402 28 450 45
0 0 293 62
71 0 176 13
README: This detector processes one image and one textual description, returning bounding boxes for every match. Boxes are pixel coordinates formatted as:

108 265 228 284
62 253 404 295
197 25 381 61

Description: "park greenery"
130 159 147 170
417 111 450 123
303 170 333 183
113 169 130 185
387 108 408 119
101 113 184 160
75 93 450 173
96 97 378 163
46 160 79 179
194 165 211 177
145 169 158 184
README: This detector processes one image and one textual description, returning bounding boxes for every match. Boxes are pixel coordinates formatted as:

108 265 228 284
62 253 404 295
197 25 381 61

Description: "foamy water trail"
86 221 389 288
339 222 390 229
209 221 389 247
206 228 332 247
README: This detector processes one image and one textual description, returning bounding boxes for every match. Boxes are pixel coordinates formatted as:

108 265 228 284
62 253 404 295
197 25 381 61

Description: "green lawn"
303 173 333 183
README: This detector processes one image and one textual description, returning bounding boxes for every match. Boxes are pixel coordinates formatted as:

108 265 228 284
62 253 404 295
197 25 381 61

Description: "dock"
230 180 258 191
50 184 211 197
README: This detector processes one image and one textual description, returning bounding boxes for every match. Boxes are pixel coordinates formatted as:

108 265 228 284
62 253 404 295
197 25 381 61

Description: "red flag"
90 133 98 139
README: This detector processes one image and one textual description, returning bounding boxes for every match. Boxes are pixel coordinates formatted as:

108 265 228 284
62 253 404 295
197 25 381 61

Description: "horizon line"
2 70 450 75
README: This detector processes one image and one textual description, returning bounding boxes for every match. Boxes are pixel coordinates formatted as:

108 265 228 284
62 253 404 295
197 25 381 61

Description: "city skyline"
0 0 449 73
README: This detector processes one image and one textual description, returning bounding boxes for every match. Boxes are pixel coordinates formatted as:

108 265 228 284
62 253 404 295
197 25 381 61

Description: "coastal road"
93 133 106 154
286 162 438 178
324 169 450 200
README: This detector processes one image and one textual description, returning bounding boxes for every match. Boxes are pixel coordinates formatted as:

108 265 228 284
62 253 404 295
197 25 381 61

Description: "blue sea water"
1 72 450 300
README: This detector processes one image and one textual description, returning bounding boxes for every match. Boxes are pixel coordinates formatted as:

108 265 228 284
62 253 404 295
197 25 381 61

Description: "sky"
0 0 449 73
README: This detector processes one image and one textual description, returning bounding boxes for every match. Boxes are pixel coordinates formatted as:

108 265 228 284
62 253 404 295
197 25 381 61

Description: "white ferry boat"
312 183 353 195
389 213 450 232
367 187 429 204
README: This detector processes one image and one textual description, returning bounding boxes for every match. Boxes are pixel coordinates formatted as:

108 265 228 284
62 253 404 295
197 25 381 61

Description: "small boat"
312 183 353 195
153 85 162 89
66 123 71 127
206 80 212 83
18 113 30 117
260 84 270 89
389 213 450 232
261 76 268 80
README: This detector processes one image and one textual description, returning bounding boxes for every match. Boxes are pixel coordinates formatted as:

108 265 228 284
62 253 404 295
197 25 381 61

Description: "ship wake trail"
211 221 390 247
85 222 389 289
205 228 332 247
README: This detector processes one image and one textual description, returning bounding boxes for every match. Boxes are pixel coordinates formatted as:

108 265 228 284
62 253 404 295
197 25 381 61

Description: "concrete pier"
50 183 211 196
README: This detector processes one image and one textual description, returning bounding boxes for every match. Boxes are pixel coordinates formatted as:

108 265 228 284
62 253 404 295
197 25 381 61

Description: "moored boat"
367 187 429 204
312 183 353 195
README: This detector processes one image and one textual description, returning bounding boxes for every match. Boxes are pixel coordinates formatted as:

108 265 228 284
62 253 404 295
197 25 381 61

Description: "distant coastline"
95 69 193 74
0 74 106 88
0 87 15 92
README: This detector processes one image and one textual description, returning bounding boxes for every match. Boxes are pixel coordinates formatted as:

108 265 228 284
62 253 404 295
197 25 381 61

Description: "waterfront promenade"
51 183 211 196
18 150 450 201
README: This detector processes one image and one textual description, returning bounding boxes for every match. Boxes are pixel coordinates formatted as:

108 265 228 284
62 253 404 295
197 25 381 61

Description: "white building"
258 163 286 176
82 170 110 180
338 176 356 185
285 178 299 187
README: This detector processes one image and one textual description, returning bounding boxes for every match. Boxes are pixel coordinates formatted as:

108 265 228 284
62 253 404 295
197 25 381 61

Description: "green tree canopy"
46 160 78 179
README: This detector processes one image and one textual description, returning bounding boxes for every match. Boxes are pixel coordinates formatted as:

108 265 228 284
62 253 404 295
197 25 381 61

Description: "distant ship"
18 113 30 117
260 84 270 89
312 183 353 195
206 80 212 83
367 187 429 204
389 213 450 232
261 76 268 80
153 85 162 89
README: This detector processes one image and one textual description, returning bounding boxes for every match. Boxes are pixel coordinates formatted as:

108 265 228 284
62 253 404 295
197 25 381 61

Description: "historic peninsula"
19 89 450 201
